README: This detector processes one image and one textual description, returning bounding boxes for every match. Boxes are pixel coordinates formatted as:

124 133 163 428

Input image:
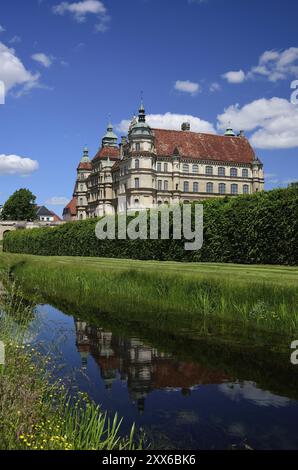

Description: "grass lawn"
1 252 297 285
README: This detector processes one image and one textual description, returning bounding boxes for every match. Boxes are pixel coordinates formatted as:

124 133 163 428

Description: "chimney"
181 122 190 131
121 136 127 145
238 130 245 138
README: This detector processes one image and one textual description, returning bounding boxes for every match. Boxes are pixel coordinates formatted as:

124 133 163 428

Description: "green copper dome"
102 121 118 148
224 126 235 137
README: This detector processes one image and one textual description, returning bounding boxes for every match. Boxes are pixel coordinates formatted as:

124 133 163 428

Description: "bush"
3 187 298 265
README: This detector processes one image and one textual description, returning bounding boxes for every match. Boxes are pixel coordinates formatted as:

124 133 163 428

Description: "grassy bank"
0 252 297 336
0 275 141 450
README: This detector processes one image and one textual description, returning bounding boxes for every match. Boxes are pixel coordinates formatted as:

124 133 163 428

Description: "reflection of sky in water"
219 382 291 408
32 304 298 450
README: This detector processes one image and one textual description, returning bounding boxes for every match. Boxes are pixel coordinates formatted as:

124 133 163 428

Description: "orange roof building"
67 102 264 220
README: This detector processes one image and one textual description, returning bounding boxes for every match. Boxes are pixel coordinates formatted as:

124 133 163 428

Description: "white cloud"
9 35 22 44
53 0 110 31
174 80 200 95
0 154 39 176
0 42 40 97
222 69 246 84
223 48 298 84
32 53 53 68
117 112 216 134
210 82 221 92
0 25 5 33
45 197 69 206
217 97 298 149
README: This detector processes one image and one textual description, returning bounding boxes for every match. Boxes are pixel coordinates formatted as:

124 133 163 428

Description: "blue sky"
0 0 297 215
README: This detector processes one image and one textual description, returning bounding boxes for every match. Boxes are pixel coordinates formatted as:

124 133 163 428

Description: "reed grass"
1 253 297 336
0 272 142 450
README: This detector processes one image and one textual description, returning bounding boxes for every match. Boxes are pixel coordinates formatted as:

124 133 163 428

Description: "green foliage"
1 189 37 221
3 187 298 265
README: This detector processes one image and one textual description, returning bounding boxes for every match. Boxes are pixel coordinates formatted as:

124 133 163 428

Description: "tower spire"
138 94 146 123
81 145 89 162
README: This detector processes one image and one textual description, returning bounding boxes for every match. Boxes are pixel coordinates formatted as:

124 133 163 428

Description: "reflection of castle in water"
75 320 229 412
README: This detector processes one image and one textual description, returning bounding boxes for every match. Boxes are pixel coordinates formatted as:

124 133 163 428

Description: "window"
158 180 162 190
164 163 168 172
218 167 225 177
135 143 140 151
164 180 168 191
242 168 249 178
206 166 213 176
80 197 83 205
193 182 199 193
230 168 238 177
183 163 189 173
231 184 238 194
158 200 162 206
157 162 162 172
193 164 199 174
80 184 84 191
80 214 83 220
135 159 140 169
135 178 139 189
134 198 139 207
183 181 189 192
219 183 226 194
243 184 249 194
206 182 213 193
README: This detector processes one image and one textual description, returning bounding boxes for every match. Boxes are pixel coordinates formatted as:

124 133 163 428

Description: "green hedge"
3 187 298 265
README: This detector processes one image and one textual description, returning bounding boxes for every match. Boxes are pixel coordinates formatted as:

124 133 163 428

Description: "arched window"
230 168 238 177
206 182 213 193
242 168 249 178
243 184 249 194
79 197 83 205
183 163 189 173
219 183 226 194
193 182 199 193
192 164 199 174
164 180 168 190
80 184 84 191
135 159 140 169
206 166 213 176
231 183 238 194
183 181 189 192
134 198 139 207
80 214 83 220
218 167 225 177
135 143 140 151
158 180 162 190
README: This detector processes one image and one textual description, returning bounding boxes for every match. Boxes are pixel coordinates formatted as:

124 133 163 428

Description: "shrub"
3 187 298 265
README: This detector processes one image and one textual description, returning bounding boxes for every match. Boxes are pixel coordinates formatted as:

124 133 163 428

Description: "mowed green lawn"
0 252 297 286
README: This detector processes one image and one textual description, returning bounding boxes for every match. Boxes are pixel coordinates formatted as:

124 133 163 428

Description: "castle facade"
63 103 264 220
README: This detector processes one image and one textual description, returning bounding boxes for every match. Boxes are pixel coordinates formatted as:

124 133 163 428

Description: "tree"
1 189 37 221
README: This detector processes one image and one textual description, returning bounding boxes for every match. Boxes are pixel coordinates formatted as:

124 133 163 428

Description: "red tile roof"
153 129 256 164
49 211 62 222
63 197 77 217
77 161 92 170
92 146 120 162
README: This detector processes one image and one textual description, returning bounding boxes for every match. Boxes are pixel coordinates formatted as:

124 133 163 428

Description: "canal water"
32 303 298 450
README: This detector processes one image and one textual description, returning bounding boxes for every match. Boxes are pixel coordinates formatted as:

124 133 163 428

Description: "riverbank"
0 252 297 336
0 274 141 450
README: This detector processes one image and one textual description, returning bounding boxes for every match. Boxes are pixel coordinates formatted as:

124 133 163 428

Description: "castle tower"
75 146 92 220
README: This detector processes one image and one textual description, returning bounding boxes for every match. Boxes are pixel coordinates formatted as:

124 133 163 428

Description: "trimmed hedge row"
3 187 298 265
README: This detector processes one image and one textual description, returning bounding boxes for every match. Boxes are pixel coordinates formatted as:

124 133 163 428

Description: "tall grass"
0 272 142 450
7 258 298 336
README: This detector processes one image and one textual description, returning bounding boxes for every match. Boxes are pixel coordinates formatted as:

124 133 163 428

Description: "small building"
36 206 62 222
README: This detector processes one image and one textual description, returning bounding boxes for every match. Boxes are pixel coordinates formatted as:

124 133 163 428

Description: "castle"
63 102 264 220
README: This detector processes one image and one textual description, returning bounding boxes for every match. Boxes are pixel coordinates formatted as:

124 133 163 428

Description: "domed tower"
102 121 118 148
123 101 156 210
